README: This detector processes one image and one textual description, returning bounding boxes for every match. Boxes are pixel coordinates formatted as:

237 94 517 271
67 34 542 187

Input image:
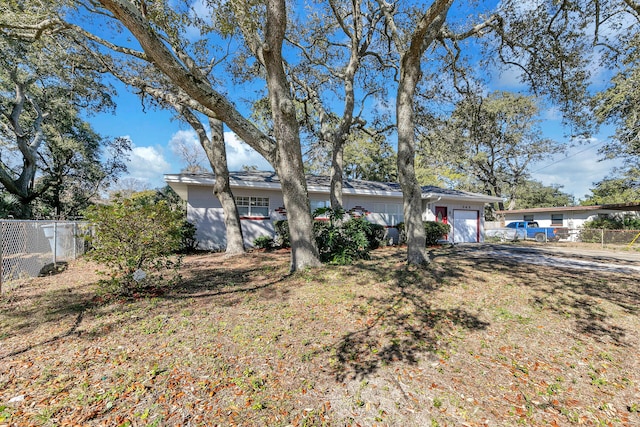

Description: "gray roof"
164 171 502 203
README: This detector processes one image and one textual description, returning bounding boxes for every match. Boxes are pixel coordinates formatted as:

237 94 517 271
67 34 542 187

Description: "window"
523 214 534 222
310 199 330 213
236 196 269 217
551 214 563 226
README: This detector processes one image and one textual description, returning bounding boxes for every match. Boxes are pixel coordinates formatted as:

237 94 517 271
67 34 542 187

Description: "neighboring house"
497 202 640 239
165 171 502 249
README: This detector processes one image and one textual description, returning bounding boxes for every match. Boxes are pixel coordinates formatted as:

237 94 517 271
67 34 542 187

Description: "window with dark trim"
236 196 269 217
551 214 563 226
524 214 534 222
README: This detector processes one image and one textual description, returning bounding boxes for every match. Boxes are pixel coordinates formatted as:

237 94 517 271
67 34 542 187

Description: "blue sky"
89 79 272 188
487 60 623 201
83 0 624 203
88 72 621 202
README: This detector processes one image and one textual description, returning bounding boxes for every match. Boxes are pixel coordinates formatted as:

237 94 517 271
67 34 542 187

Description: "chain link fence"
1 220 91 293
485 225 640 248
572 228 640 247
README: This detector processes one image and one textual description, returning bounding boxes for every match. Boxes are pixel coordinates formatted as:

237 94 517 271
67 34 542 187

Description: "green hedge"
396 221 451 246
273 209 388 264
273 220 291 248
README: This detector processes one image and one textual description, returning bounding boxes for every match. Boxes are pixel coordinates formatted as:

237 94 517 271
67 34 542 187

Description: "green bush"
83 194 184 295
366 223 387 249
253 235 274 249
579 228 602 243
313 208 372 264
275 208 379 264
424 221 451 245
583 215 640 230
581 215 640 243
180 220 198 252
583 217 623 230
273 220 291 248
274 209 388 264
0 192 20 218
395 221 450 246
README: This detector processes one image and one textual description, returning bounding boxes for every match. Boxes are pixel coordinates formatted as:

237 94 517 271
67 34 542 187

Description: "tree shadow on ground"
163 251 292 302
330 250 488 381
449 244 640 347
0 284 96 360
0 251 293 360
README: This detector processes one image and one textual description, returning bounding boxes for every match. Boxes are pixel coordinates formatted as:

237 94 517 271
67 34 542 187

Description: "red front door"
435 206 448 240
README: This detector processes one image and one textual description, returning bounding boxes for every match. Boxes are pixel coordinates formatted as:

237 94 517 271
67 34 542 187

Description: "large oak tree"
75 0 321 270
376 0 638 262
420 91 563 211
5 0 639 266
0 20 128 218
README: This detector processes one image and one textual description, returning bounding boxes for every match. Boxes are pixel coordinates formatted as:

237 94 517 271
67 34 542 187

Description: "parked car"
486 221 569 242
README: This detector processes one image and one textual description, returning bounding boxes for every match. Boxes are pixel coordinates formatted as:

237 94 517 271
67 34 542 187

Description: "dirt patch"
1 247 639 426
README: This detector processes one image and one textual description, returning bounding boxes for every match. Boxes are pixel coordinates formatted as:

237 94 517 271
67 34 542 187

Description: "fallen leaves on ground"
1 246 639 426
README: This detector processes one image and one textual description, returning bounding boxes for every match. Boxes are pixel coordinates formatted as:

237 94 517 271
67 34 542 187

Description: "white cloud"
530 139 623 200
542 105 562 121
490 63 527 90
168 129 207 170
498 0 543 14
166 129 272 172
190 0 210 17
122 138 171 188
169 129 202 152
185 0 211 41
224 132 272 171
371 96 395 118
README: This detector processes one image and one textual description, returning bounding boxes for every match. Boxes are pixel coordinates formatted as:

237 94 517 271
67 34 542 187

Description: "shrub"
273 210 385 264
395 221 450 246
583 215 640 230
583 217 624 230
579 228 602 243
253 235 274 250
180 220 198 252
366 223 387 249
313 208 372 265
0 192 20 218
424 221 451 246
273 220 291 248
83 194 184 295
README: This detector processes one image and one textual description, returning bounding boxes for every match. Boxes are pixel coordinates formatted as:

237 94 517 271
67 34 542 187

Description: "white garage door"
453 210 479 243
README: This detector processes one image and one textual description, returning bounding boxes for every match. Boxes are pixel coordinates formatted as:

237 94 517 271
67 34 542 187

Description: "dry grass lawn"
1 245 639 426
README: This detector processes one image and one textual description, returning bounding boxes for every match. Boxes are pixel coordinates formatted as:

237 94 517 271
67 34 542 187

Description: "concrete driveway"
453 243 640 275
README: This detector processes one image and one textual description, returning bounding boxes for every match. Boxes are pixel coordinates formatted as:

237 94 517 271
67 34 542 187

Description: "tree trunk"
98 0 319 271
397 66 428 265
263 0 321 271
392 0 452 265
492 182 505 211
207 118 245 255
179 108 246 255
0 80 46 218
329 138 345 210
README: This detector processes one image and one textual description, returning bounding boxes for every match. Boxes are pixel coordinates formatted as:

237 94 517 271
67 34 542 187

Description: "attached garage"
453 210 480 243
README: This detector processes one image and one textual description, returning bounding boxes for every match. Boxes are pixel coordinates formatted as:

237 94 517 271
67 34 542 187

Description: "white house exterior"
165 171 502 250
498 203 640 228
497 203 640 240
